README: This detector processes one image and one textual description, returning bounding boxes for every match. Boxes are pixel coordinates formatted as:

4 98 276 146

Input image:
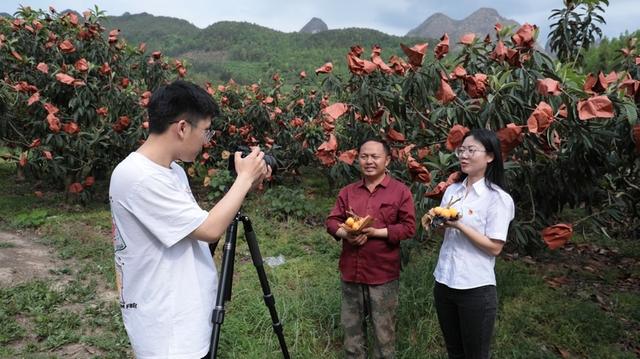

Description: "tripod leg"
209 216 239 359
240 215 291 359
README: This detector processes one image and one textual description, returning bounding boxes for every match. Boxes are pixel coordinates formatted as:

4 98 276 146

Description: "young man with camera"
109 80 270 359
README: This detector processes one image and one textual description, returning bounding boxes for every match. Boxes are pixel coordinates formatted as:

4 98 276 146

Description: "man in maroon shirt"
326 138 416 358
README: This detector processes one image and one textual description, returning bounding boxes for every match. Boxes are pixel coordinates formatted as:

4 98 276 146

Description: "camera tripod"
208 212 290 359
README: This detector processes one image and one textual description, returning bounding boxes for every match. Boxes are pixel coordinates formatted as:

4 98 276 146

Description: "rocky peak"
420 12 455 29
300 17 328 34
468 7 501 19
407 7 519 44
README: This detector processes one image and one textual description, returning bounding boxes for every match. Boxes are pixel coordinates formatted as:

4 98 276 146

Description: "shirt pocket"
378 201 399 226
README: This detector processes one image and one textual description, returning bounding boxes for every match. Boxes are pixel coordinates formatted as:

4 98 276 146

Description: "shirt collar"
359 173 390 189
463 177 489 196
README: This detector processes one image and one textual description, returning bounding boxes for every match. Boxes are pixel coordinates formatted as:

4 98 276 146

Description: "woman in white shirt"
433 128 515 359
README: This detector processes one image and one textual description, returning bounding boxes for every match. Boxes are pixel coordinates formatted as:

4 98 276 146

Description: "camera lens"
263 154 278 173
227 146 278 176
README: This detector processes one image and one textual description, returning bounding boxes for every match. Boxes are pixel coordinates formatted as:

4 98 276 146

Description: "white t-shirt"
109 152 217 359
433 178 514 289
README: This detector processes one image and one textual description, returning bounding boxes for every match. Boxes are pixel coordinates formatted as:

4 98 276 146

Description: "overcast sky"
2 0 638 41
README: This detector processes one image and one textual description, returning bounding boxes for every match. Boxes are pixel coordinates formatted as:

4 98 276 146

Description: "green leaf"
622 102 638 125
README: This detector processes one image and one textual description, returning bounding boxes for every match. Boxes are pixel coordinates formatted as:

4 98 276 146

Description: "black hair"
357 138 391 156
147 80 219 134
456 128 507 191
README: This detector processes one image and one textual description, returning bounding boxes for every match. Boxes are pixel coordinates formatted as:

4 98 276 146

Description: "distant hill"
0 12 12 17
407 8 519 44
187 22 427 83
300 17 328 34
97 14 428 84
102 12 200 56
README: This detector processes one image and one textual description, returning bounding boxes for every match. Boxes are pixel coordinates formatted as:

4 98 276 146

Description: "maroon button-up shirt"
326 175 416 285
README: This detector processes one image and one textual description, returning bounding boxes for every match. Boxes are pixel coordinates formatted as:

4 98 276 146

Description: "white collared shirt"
433 178 514 289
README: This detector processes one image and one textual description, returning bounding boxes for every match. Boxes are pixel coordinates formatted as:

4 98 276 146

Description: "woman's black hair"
456 128 507 191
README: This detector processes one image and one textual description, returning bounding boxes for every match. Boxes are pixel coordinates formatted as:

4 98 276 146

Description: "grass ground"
0 160 638 358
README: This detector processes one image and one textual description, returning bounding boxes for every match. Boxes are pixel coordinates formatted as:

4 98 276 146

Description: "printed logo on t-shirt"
112 217 126 252
115 258 125 306
115 257 138 309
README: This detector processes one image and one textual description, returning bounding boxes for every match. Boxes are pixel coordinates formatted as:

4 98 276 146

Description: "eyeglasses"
454 147 486 158
170 120 214 144
202 129 214 143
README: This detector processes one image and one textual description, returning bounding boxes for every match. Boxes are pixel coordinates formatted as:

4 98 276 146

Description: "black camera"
227 145 278 176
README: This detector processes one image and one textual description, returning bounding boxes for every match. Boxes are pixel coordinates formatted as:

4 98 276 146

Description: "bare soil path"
0 229 63 285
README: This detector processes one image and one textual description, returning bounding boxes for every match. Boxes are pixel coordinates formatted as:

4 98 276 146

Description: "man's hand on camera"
233 147 269 189
192 147 269 243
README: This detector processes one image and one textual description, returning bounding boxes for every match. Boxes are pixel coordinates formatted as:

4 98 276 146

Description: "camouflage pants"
341 280 399 359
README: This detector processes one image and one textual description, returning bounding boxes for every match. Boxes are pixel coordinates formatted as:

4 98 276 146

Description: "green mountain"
103 12 200 56
102 14 430 84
